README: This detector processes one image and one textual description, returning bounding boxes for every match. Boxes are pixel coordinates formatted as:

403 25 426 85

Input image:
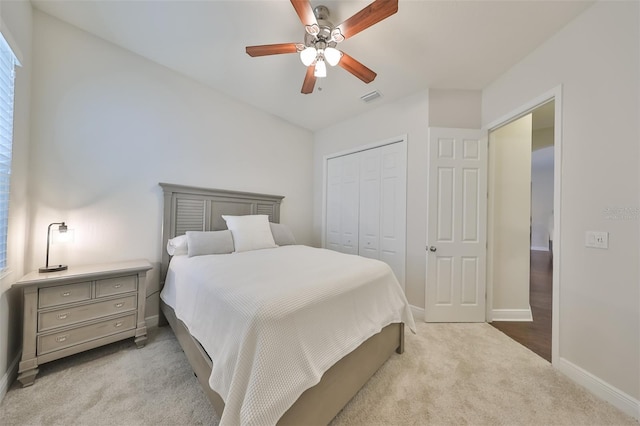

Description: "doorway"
488 100 555 362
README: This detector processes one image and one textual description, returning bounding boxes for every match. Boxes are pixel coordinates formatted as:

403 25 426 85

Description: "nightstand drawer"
38 295 137 332
95 276 137 298
38 314 136 355
38 282 92 308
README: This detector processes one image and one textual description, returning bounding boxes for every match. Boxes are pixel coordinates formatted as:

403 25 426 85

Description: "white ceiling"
31 0 593 131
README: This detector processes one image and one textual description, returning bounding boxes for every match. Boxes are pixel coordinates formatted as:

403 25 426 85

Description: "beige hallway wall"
488 114 532 317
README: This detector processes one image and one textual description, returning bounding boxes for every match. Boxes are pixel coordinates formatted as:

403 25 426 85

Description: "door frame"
484 85 562 365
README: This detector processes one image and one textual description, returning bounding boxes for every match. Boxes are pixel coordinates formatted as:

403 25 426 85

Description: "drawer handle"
61 291 71 297
57 313 69 320
114 302 125 308
56 335 68 343
114 321 123 328
113 283 122 289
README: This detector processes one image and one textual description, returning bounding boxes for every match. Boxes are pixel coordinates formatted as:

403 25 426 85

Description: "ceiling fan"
245 0 398 94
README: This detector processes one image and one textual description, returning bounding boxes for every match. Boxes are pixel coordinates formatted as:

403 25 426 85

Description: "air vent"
360 90 382 103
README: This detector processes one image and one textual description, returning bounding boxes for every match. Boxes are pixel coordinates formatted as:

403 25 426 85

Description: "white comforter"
160 245 415 425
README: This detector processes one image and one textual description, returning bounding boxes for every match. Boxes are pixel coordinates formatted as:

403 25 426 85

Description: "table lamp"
39 222 69 273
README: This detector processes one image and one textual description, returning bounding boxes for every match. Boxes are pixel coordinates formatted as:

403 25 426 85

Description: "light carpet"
0 323 637 425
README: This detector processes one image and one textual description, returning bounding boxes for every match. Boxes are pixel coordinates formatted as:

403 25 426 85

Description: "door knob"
429 246 437 252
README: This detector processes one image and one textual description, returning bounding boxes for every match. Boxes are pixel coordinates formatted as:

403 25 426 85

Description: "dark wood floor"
490 250 553 362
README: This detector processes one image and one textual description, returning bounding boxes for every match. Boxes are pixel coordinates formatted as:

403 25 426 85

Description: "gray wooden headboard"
159 182 284 287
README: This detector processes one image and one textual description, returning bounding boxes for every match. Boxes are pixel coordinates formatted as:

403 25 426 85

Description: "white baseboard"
557 357 640 420
145 314 159 328
531 246 550 251
410 305 424 322
491 308 533 322
0 352 20 403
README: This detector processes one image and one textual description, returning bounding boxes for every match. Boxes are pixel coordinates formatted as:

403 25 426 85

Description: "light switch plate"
585 231 608 249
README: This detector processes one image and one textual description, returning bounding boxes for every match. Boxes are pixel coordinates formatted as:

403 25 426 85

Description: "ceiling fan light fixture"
314 59 327 78
300 47 317 66
324 47 341 66
245 1 399 94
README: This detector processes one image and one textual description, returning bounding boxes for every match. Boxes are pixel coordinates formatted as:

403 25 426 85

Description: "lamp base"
39 264 68 273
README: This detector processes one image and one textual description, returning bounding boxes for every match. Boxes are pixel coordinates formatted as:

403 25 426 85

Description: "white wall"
488 114 532 316
29 11 314 320
0 0 32 400
313 91 429 307
531 145 554 250
482 0 639 409
428 89 482 129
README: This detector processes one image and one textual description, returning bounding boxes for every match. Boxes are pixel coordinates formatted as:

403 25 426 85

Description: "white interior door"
425 128 487 322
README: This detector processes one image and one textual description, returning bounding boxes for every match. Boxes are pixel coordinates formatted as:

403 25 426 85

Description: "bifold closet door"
326 141 407 287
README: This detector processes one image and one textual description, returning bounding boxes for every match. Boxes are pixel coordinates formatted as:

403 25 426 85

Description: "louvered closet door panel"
340 155 360 254
326 157 343 252
358 149 381 259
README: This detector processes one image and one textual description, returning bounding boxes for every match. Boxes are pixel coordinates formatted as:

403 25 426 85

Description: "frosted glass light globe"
324 47 341 66
300 47 317 66
314 60 327 77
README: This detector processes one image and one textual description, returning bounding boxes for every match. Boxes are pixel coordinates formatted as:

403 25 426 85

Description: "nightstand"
12 259 152 387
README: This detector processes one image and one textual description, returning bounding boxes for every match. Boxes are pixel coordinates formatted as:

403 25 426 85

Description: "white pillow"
269 222 296 246
166 235 188 256
222 214 277 253
186 230 235 257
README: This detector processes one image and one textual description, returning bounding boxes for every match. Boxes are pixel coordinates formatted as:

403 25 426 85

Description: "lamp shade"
324 47 341 66
314 59 327 78
300 47 317 66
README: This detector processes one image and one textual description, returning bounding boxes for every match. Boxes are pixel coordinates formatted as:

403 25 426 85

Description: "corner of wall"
0 351 20 403
556 357 640 421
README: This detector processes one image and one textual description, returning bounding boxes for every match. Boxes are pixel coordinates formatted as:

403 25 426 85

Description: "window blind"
0 33 17 271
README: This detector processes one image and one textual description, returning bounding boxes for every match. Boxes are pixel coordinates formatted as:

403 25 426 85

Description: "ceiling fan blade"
246 43 299 57
290 0 318 27
301 65 316 94
339 52 377 84
337 0 398 40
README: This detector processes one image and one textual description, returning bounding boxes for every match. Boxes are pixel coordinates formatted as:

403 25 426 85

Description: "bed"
157 183 415 425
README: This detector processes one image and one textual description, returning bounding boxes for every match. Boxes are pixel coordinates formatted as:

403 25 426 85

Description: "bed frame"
158 182 404 425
